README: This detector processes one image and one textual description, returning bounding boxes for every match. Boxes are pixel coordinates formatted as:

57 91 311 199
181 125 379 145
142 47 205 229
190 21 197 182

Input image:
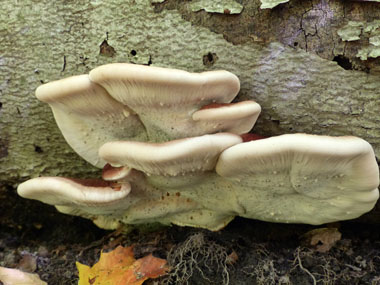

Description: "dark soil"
1 187 380 285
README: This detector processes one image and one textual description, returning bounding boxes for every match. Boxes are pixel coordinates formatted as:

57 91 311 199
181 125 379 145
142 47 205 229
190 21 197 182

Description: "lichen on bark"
338 20 380 60
190 0 243 14
260 0 289 9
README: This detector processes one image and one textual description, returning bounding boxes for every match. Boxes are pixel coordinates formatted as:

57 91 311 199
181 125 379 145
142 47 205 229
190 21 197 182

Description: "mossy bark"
1 0 379 220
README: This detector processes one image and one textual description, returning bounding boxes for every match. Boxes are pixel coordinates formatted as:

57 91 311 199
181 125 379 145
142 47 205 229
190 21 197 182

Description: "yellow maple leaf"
77 245 168 285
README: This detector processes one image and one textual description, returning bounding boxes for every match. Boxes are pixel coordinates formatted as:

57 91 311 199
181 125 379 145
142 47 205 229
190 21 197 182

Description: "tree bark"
1 0 379 220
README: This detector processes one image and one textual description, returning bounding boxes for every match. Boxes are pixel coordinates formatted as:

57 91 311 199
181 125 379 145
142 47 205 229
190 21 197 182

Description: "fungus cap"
35 74 147 167
35 74 126 114
17 177 131 213
89 63 249 141
99 133 242 176
192 101 261 134
89 63 240 106
216 134 380 224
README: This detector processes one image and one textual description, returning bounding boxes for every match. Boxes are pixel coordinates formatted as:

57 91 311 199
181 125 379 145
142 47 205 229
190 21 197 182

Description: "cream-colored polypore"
16 64 380 231
35 74 147 167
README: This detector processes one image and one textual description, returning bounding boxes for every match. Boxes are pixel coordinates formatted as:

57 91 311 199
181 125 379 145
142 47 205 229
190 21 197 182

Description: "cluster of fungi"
18 64 379 231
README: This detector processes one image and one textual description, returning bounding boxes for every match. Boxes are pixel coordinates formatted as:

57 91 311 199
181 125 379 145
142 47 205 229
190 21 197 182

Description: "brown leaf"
226 251 238 264
17 254 37 273
303 228 342 253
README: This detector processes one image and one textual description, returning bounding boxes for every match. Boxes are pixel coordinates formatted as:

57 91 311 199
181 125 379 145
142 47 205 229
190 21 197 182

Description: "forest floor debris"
1 189 380 284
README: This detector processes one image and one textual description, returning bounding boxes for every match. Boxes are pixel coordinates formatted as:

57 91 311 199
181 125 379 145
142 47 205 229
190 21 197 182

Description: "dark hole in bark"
34 145 43 153
99 40 116 57
203 52 218 67
333 55 353 70
130 50 137 56
0 102 2 109
293 42 298 47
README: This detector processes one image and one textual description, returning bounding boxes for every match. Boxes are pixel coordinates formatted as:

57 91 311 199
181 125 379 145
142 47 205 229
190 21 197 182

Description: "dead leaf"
103 236 124 251
17 254 37 273
303 228 342 253
226 251 238 264
52 245 66 256
0 267 47 285
77 245 168 285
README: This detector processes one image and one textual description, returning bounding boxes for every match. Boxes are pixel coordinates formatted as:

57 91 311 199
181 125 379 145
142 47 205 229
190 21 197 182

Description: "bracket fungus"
18 63 379 231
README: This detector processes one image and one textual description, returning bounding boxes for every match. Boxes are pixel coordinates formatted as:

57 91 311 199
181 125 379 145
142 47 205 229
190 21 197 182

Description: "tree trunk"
1 0 379 220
